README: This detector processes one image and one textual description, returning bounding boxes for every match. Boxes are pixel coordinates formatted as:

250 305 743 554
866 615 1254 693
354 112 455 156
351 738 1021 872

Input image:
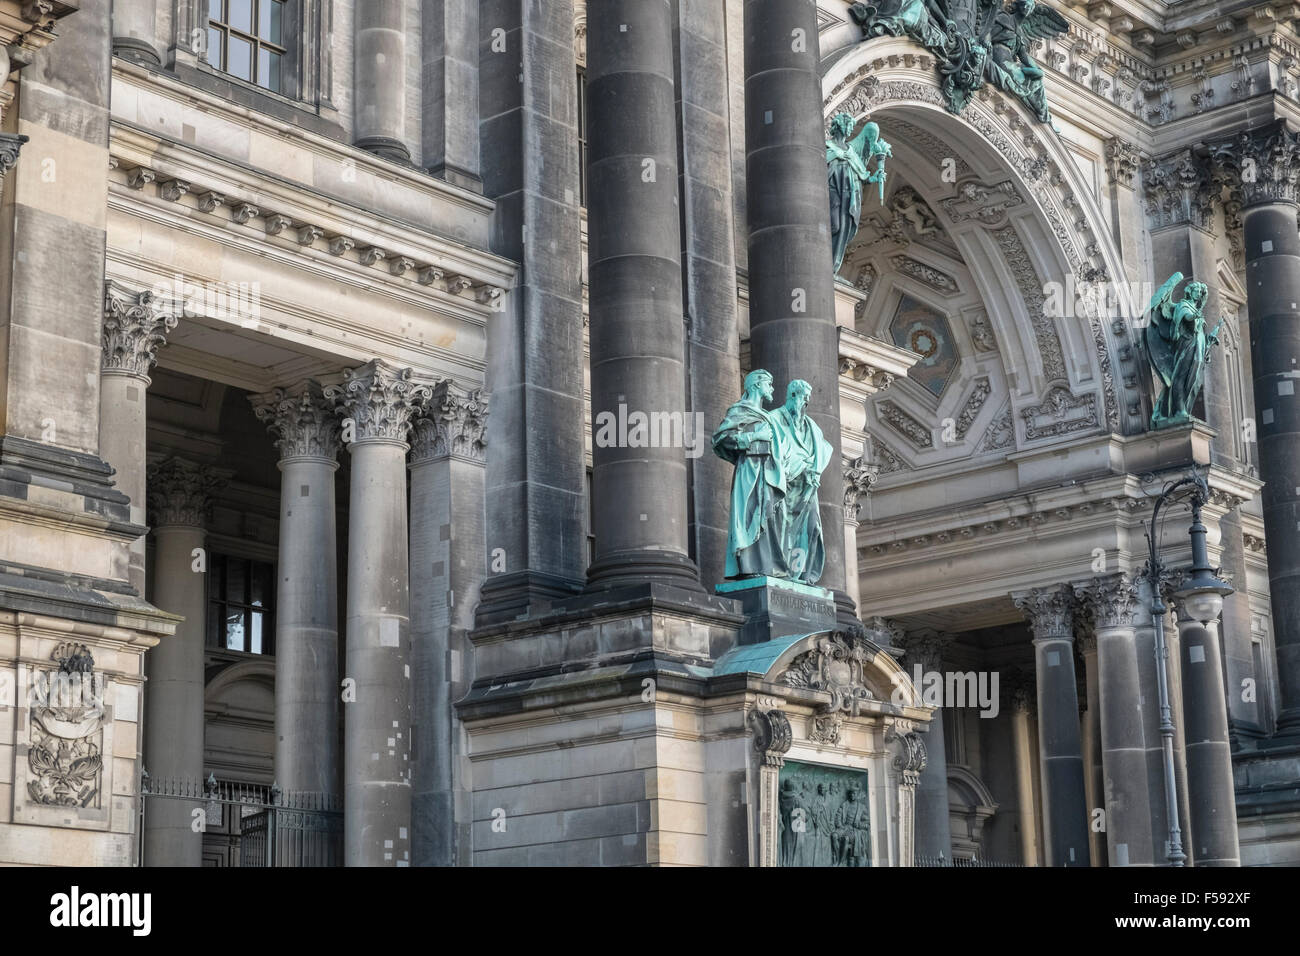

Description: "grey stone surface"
719 577 835 645
354 0 410 161
423 0 481 190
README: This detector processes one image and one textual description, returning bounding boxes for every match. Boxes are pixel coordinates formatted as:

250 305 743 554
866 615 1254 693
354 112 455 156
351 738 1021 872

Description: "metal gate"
139 772 342 867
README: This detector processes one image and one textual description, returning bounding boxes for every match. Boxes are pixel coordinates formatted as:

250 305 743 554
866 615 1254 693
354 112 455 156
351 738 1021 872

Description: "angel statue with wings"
985 0 1069 122
1145 273 1223 430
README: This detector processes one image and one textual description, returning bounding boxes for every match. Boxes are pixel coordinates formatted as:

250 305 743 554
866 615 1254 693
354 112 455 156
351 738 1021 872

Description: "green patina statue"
1146 273 1223 430
828 113 892 275
713 371 835 585
849 0 1069 123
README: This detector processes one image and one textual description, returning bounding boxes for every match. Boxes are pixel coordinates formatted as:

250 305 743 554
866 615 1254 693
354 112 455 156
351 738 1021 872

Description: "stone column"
1211 122 1300 737
408 382 488 867
422 0 481 191
842 456 876 610
100 284 177 596
584 0 699 590
354 0 409 162
475 0 587 624
1013 586 1089 866
1006 674 1041 866
1078 631 1108 866
899 630 952 859
249 382 342 802
143 457 226 867
1172 599 1241 866
326 360 430 867
743 0 852 622
673 0 742 592
112 0 162 65
1077 573 1154 866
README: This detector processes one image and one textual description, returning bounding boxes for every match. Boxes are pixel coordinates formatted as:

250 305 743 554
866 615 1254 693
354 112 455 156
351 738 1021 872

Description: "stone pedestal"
717 576 835 645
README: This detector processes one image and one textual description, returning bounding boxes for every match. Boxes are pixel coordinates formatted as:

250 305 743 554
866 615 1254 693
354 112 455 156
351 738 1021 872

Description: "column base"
112 37 162 66
474 569 585 627
427 161 483 194
354 136 412 165
584 550 705 594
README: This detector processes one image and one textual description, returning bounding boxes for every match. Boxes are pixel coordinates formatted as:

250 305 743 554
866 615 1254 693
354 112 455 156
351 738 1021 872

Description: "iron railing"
914 854 1025 868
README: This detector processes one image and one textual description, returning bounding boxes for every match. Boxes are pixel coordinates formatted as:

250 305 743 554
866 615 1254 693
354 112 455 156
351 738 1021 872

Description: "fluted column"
112 0 162 64
842 456 876 610
743 0 851 621
899 629 953 859
1078 573 1154 866
1210 122 1300 737
250 381 342 802
1172 598 1241 866
584 0 699 590
100 284 177 596
354 0 409 162
326 360 430 867
1014 586 1089 866
408 382 488 867
143 457 227 866
1078 631 1107 866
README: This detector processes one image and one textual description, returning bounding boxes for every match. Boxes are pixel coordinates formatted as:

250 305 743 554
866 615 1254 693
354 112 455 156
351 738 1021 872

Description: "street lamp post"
1145 470 1234 867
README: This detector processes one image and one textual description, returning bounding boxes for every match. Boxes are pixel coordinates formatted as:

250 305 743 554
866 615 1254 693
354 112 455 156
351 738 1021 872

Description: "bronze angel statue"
850 0 1070 122
1145 273 1222 430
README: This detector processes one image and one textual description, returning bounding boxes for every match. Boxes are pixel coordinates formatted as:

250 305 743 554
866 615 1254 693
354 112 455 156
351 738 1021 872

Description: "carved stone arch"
822 37 1139 440
947 765 999 858
205 657 275 702
765 628 920 711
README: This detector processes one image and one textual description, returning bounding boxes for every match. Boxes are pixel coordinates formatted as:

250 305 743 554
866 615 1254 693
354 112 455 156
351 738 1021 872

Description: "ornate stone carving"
1020 386 1099 440
809 714 843 745
0 132 27 179
879 399 934 449
1141 149 1216 231
967 311 997 352
872 437 909 474
102 283 178 379
1012 584 1075 638
940 178 1024 227
147 457 227 528
954 377 993 439
26 642 105 809
992 226 1068 382
861 615 904 649
750 709 793 765
889 185 942 237
409 380 488 464
325 359 431 446
1104 138 1143 188
249 380 342 462
898 629 952 672
890 254 958 294
778 631 878 716
1209 120 1300 208
1075 572 1141 628
892 731 927 788
974 404 1015 453
842 455 878 522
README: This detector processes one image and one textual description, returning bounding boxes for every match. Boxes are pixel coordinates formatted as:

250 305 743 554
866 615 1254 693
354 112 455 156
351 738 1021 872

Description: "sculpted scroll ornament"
325 359 431 445
750 709 793 766
102 284 178 378
147 457 228 528
892 731 927 788
27 643 105 809
250 380 342 462
410 381 489 464
779 631 878 716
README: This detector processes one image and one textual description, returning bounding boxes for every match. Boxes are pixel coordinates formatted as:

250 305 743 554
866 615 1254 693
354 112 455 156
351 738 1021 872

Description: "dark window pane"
258 48 282 94
226 557 248 603
250 611 264 655
260 0 283 44
227 33 253 80
225 608 245 652
228 0 253 33
251 562 270 607
210 554 225 601
206 27 222 67
207 602 221 648
209 0 223 22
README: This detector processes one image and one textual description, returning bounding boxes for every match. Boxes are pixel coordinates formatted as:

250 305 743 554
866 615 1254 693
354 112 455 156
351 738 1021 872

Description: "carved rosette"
1012 585 1075 641
409 380 489 464
1141 149 1217 232
842 455 877 522
249 380 342 463
325 359 431 446
147 457 228 528
102 283 178 379
1210 121 1300 208
1075 572 1142 630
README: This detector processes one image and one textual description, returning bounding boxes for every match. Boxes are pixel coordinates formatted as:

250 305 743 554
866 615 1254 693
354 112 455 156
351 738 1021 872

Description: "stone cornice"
248 380 342 464
838 325 917 394
409 380 488 465
326 360 431 447
146 457 228 529
102 281 178 379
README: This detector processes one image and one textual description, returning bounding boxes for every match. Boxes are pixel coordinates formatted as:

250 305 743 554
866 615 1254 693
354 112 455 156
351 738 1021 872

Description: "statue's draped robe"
1147 300 1210 426
713 400 787 579
772 406 834 584
827 138 871 274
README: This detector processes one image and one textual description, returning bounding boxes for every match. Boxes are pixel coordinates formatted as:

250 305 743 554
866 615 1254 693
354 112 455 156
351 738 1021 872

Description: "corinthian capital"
409 380 489 464
1104 138 1144 189
324 359 431 446
1012 585 1076 641
1141 149 1216 232
898 629 952 672
249 380 342 463
1074 572 1142 629
147 457 228 528
1210 120 1300 208
842 455 878 523
102 282 178 379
